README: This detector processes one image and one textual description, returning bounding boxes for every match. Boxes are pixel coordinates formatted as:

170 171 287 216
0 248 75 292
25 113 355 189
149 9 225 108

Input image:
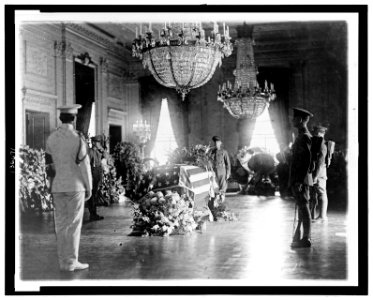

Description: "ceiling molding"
65 23 133 60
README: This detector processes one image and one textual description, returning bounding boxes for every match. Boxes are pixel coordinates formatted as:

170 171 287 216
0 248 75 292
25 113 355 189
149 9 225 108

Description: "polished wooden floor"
19 194 347 281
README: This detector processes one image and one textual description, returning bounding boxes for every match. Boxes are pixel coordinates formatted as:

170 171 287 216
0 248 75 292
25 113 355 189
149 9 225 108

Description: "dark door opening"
75 62 95 135
26 110 50 150
109 125 122 154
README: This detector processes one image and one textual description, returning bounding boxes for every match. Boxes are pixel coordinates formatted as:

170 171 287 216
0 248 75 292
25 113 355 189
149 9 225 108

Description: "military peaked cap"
57 104 82 115
292 107 314 118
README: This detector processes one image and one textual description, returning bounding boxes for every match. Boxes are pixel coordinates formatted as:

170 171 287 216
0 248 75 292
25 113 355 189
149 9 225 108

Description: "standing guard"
208 136 231 203
45 104 92 271
289 107 314 248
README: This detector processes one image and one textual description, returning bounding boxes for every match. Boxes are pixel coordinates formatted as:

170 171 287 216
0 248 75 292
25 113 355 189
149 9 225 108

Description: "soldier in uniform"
208 136 231 203
289 107 314 248
88 135 105 221
45 105 92 271
310 125 330 223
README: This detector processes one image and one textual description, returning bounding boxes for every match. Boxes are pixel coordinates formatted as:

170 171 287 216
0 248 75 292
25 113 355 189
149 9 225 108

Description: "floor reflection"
19 194 347 281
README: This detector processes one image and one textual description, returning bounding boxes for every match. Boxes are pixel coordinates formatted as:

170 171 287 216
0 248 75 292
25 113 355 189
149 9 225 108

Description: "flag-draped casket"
135 164 216 208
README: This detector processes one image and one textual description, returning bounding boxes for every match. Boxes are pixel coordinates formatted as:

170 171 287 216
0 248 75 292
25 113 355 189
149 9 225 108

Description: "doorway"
75 62 95 135
25 110 50 150
109 125 122 154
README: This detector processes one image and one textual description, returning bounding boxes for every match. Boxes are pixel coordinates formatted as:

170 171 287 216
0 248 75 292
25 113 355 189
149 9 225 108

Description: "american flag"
140 164 216 208
178 165 216 206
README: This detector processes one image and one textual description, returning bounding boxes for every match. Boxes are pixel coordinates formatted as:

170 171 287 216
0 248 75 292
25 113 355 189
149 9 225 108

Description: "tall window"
249 106 280 155
151 98 178 165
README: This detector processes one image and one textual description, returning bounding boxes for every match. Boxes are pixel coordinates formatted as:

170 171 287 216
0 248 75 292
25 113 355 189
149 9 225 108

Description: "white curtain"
151 98 178 164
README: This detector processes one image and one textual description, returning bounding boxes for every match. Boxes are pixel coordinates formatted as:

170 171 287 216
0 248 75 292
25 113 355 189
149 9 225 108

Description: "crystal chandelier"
217 24 276 119
132 22 233 101
133 120 151 144
133 120 151 159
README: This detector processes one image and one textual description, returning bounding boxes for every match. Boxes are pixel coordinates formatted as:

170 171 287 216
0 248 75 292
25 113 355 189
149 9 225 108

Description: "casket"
136 164 216 209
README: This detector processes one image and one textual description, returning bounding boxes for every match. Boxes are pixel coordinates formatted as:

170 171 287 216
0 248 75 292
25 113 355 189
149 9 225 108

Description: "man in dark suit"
289 107 314 248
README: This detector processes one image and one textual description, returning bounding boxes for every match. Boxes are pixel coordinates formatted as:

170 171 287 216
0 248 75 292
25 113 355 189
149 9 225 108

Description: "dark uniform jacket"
289 127 313 186
209 148 231 178
89 147 104 180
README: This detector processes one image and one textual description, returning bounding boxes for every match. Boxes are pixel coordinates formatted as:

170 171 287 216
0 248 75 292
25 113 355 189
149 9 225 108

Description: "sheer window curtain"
237 118 256 149
140 76 185 158
168 96 187 148
151 98 180 164
144 100 162 158
268 98 291 151
259 68 291 152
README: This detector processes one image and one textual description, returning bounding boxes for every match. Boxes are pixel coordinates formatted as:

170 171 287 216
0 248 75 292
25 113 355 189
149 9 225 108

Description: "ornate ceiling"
85 21 347 72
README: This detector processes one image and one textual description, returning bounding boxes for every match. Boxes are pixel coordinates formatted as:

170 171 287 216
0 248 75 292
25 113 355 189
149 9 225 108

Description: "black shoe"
90 214 104 221
291 238 311 248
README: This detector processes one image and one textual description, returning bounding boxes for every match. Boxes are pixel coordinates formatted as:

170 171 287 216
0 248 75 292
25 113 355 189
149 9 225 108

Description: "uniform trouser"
311 178 328 219
88 168 102 215
215 170 228 197
53 191 85 268
310 187 317 219
292 184 311 240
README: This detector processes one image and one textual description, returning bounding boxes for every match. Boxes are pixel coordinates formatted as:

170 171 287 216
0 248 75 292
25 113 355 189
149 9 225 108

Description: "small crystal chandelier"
217 23 276 119
133 120 151 159
132 22 233 101
133 120 151 144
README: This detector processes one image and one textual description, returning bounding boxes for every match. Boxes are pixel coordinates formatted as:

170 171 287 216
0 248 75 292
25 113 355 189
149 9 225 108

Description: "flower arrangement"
19 145 54 213
100 153 125 204
167 144 211 168
167 147 193 165
190 144 211 168
130 190 197 236
112 141 146 200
